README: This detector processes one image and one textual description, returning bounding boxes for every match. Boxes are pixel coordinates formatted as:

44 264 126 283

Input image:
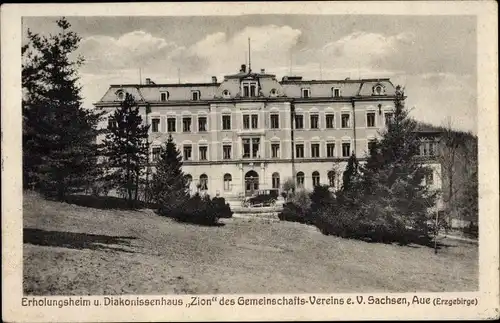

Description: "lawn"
23 193 478 295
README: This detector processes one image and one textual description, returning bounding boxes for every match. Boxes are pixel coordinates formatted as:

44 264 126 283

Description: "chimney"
211 76 217 83
145 78 151 85
240 64 247 73
261 68 265 74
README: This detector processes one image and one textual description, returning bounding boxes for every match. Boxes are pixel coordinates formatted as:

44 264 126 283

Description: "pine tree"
151 134 189 216
22 17 104 200
360 86 438 242
102 93 149 208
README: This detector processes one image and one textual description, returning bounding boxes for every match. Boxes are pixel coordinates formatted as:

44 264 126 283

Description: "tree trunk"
447 149 456 229
57 183 65 201
127 153 132 208
134 168 139 204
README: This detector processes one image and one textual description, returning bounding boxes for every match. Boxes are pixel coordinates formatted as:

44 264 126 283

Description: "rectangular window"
426 172 434 185
183 145 192 161
342 142 351 157
367 112 376 127
160 92 167 101
243 138 250 158
311 143 320 158
333 88 340 97
341 113 350 128
302 88 310 98
251 114 258 129
327 143 335 157
198 116 207 132
151 118 160 133
252 138 260 158
108 118 117 130
250 85 256 97
243 115 250 129
191 91 200 101
271 143 280 158
152 147 161 161
167 117 176 132
421 143 428 156
420 141 437 156
242 82 257 97
223 145 232 160
242 137 260 158
222 115 231 130
385 112 394 125
429 142 436 156
270 114 279 129
326 114 334 129
296 144 304 158
199 146 207 160
295 115 304 129
310 114 319 129
183 117 191 132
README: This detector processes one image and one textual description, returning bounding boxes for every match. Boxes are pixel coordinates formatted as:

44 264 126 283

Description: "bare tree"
436 119 459 227
437 118 478 228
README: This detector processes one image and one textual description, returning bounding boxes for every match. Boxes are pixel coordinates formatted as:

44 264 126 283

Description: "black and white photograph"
2 2 498 322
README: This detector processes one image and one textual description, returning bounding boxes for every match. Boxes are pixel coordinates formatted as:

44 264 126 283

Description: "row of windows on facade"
187 169 432 192
188 168 434 193
151 139 436 162
186 171 338 191
154 87 344 102
111 112 393 134
152 141 358 162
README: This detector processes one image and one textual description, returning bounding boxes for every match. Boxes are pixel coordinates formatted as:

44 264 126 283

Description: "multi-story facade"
94 64 441 201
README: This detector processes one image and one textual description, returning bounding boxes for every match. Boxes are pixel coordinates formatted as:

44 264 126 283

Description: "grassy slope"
23 193 478 295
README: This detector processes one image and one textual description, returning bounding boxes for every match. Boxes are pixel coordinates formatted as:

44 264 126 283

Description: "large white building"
94 64 441 202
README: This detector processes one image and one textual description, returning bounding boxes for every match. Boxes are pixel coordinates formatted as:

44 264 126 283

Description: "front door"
245 170 259 196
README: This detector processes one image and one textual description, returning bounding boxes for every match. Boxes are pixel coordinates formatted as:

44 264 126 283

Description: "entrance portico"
245 170 259 196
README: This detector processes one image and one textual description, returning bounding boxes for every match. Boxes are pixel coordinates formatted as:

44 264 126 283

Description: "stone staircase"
224 195 284 221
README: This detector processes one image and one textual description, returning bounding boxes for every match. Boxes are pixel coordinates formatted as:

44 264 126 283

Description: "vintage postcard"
2 1 498 322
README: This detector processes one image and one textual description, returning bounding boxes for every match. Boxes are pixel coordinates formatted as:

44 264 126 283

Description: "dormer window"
241 81 258 97
373 84 385 96
222 90 230 98
191 90 200 101
270 88 277 97
160 91 169 101
333 88 340 97
116 90 125 101
301 88 311 98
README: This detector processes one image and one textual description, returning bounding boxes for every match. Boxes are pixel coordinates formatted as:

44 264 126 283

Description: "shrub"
310 185 336 215
313 206 361 238
278 202 309 223
278 190 313 224
173 194 219 225
211 196 233 219
159 194 233 225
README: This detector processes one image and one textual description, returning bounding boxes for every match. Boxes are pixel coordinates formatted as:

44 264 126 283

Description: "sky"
22 15 477 133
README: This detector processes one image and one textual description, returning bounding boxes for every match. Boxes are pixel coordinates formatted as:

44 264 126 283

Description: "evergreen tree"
310 184 335 215
341 154 361 192
360 86 438 242
337 154 364 208
102 93 149 208
22 17 104 199
151 134 189 216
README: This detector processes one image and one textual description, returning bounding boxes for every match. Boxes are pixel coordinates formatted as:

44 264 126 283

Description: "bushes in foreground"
158 193 233 226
